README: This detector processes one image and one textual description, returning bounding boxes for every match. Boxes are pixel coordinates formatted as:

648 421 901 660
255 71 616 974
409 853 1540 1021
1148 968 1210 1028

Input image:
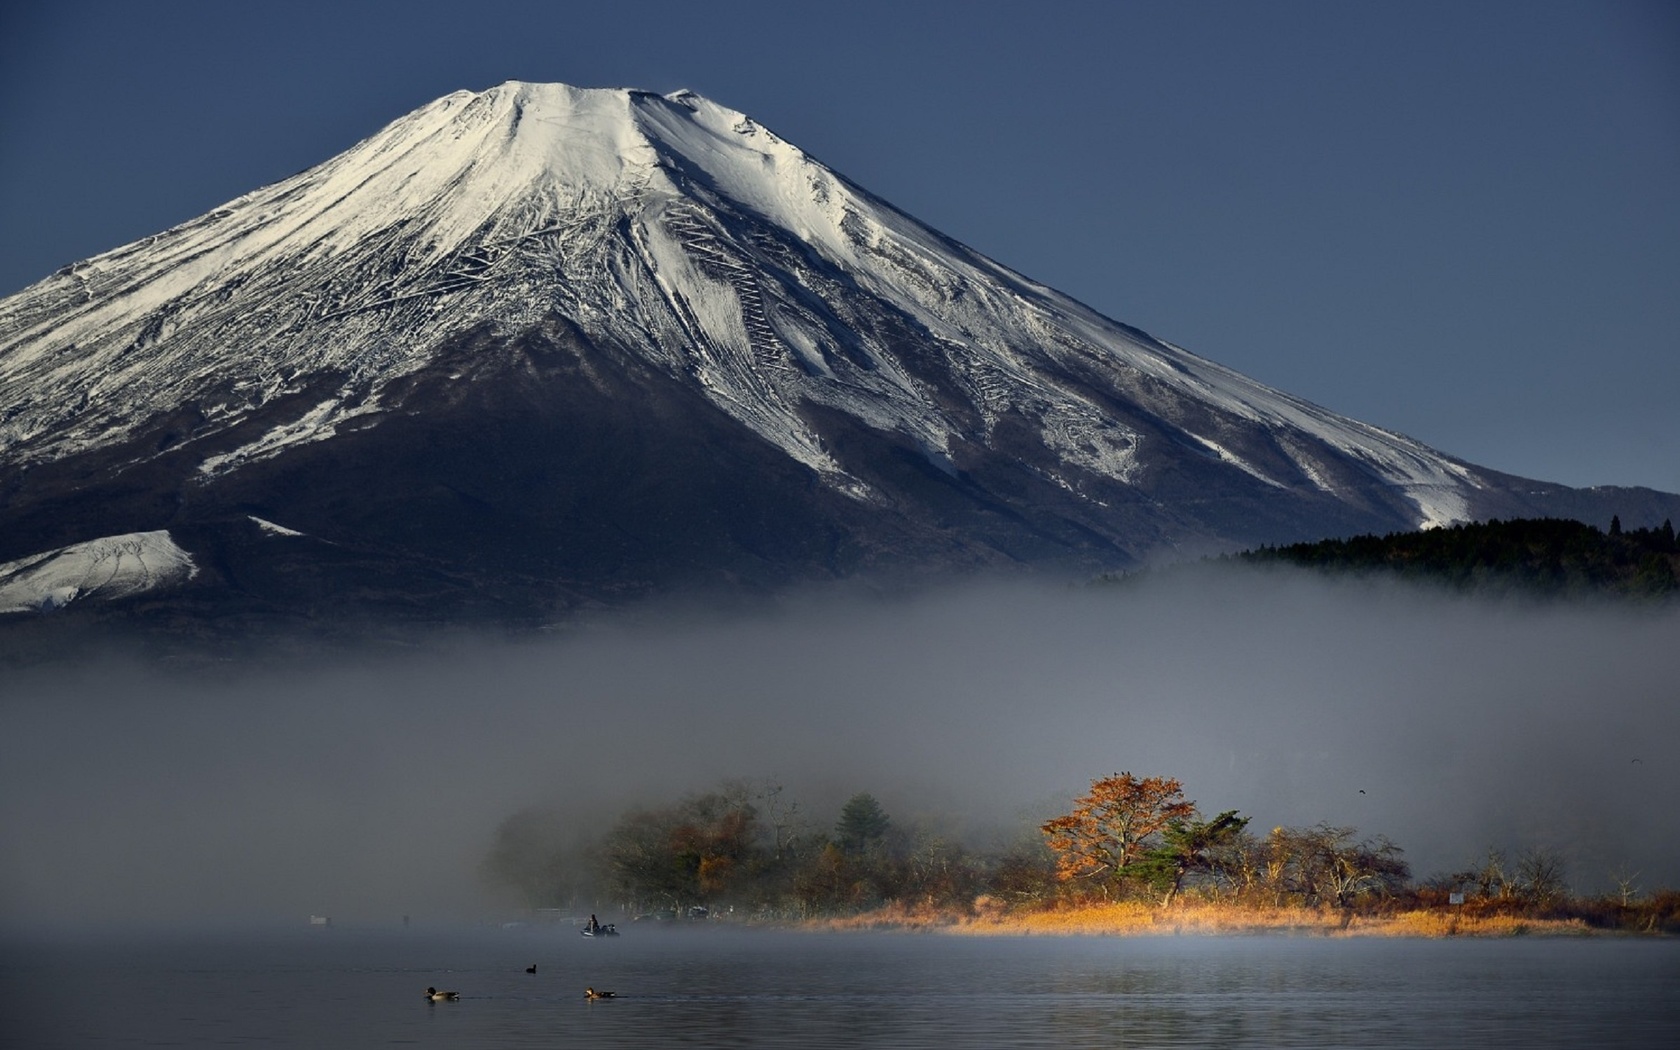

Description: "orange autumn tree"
1041 772 1197 897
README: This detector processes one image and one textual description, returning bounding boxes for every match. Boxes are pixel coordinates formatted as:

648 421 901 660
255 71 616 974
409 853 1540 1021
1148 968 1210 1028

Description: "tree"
600 805 697 913
1138 810 1250 906
899 831 984 909
737 778 806 862
791 842 867 913
988 840 1059 905
671 792 760 900
1040 773 1197 896
1609 864 1643 908
1262 823 1409 907
1515 846 1568 908
1320 830 1408 906
835 793 891 855
1459 847 1514 899
599 790 764 914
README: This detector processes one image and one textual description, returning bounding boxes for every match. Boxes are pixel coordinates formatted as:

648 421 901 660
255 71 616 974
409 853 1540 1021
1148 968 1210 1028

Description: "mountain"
1 81 1674 634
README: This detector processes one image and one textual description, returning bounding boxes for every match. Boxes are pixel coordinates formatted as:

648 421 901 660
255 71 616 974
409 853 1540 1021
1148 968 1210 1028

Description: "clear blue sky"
3 0 1676 493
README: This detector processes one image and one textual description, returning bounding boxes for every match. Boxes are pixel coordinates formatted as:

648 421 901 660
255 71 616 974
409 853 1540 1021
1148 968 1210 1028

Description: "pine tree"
1139 810 1250 906
835 793 891 855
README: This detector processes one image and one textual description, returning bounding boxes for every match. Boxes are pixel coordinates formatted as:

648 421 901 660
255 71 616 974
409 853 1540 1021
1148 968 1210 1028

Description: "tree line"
1234 515 1680 598
483 781 996 921
481 772 1677 930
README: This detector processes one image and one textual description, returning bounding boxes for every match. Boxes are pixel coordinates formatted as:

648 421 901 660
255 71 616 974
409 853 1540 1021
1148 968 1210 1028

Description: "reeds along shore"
805 896 1676 938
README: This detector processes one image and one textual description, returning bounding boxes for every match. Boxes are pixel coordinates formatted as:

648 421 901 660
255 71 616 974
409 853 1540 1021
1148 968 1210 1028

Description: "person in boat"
588 914 600 933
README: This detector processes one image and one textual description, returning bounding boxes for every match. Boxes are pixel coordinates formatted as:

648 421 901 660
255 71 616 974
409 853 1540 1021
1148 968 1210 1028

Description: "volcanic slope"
1 82 1670 630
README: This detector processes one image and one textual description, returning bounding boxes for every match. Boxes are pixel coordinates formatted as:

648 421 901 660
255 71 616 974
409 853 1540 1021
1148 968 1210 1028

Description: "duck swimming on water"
585 987 616 999
425 987 459 1001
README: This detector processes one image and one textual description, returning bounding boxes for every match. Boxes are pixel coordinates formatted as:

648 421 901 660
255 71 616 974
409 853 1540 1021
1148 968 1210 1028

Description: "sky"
1 0 1675 494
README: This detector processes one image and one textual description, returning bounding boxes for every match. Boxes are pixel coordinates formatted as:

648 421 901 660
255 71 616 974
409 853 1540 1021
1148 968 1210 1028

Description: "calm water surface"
3 925 1676 1048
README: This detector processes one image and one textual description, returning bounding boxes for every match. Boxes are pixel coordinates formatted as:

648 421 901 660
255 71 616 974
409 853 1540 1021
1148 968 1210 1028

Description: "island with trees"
483 771 1677 937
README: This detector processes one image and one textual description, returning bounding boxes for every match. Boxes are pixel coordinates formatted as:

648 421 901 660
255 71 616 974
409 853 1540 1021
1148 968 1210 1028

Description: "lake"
3 924 1676 1047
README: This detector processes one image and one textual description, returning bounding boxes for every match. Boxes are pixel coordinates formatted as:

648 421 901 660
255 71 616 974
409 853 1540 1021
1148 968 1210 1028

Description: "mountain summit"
0 82 1671 630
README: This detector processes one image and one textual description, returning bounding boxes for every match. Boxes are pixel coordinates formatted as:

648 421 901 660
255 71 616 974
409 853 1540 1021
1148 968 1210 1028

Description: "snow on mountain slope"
0 531 195 613
0 81 1482 531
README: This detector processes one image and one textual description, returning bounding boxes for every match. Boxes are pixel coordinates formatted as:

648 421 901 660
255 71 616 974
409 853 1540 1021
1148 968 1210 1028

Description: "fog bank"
3 565 1676 927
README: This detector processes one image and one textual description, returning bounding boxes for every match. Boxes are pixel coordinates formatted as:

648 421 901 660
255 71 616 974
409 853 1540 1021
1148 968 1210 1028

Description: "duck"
585 987 616 1000
425 987 459 1001
526 964 537 974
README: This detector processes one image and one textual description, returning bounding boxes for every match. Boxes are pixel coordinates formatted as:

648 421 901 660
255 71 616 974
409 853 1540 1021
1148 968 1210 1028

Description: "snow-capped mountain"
1 82 1671 629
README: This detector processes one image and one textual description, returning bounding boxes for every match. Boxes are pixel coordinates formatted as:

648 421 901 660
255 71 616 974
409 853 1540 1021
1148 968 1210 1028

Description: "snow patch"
0 531 196 613
198 396 383 476
1404 486 1472 530
1186 434 1287 489
249 516 305 537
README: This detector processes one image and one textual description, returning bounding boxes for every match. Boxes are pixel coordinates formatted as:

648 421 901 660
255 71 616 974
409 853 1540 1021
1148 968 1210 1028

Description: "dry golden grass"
806 898 1603 938
1373 911 1595 938
805 900 971 932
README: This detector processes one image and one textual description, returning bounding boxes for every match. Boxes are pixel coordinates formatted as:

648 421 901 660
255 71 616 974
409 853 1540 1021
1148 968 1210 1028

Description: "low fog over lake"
3 564 1675 928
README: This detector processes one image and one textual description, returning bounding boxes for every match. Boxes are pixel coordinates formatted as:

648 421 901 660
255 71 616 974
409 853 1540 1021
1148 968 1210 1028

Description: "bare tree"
1262 823 1409 907
1609 864 1643 908
1515 846 1568 907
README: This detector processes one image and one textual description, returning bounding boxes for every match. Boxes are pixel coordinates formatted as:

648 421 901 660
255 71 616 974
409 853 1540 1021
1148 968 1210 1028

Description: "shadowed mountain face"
1 82 1674 635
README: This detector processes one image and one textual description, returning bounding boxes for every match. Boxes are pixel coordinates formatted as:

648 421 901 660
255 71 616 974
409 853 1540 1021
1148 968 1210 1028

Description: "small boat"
580 919 619 937
425 987 459 1001
585 987 616 999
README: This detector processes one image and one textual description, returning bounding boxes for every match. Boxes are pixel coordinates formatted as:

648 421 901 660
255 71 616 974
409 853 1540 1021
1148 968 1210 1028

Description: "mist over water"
3 564 1676 929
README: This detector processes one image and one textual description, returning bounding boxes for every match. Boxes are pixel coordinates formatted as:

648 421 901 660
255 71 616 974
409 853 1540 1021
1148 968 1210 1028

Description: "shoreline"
802 900 1644 938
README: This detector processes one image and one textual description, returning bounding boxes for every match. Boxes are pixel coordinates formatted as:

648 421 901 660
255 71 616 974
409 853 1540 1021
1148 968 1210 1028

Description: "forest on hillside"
1234 516 1679 598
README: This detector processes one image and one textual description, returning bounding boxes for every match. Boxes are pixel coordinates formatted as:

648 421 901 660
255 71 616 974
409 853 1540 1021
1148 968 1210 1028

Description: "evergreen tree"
835 793 891 855
1138 810 1250 906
